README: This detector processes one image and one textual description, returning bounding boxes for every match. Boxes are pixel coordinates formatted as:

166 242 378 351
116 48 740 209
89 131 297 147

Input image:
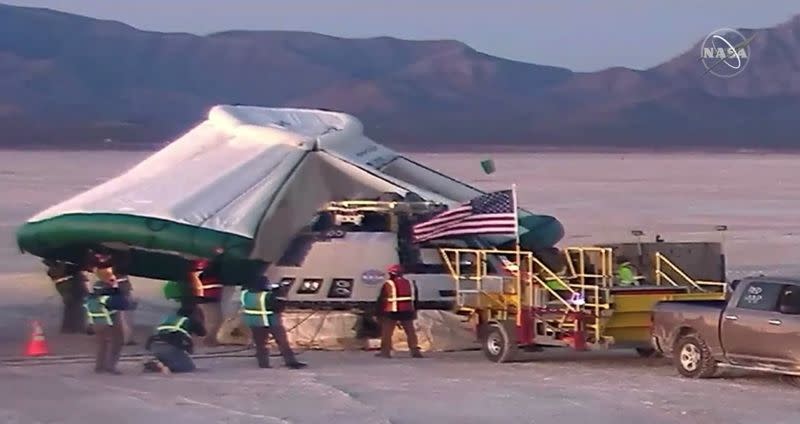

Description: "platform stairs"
439 247 609 348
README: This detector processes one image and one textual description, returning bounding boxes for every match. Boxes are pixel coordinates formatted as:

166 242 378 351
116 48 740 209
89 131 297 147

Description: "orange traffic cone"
25 320 49 357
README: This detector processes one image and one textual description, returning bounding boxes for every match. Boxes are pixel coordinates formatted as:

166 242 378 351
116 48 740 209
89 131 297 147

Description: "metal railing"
439 247 610 343
564 246 614 287
654 252 727 292
439 248 521 324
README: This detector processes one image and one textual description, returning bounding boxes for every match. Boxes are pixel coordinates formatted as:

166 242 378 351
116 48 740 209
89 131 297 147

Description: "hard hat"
92 253 113 269
190 259 209 271
387 264 403 275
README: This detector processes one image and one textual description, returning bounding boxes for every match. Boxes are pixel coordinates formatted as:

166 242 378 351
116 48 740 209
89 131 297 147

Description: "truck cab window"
778 285 800 315
735 281 783 311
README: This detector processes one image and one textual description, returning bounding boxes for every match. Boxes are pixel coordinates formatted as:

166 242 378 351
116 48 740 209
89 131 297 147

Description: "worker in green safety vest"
143 303 206 374
615 256 642 286
84 254 133 374
241 274 306 369
543 264 570 290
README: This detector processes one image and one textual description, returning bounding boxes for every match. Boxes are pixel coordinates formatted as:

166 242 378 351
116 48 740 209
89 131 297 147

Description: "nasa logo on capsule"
361 269 385 285
700 28 754 78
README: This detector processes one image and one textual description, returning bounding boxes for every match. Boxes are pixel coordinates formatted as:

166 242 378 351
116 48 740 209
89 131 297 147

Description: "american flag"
412 190 517 243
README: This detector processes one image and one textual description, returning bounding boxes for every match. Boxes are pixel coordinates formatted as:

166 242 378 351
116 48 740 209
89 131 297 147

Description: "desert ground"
1 149 800 423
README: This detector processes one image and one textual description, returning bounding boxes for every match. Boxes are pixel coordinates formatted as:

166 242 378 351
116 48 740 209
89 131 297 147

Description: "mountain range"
1 3 799 149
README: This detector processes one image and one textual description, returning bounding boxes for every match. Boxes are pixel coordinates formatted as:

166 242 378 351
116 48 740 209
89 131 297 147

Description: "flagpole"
511 184 523 327
511 183 520 251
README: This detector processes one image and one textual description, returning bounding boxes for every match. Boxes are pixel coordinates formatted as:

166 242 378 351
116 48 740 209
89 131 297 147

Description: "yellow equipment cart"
438 245 727 362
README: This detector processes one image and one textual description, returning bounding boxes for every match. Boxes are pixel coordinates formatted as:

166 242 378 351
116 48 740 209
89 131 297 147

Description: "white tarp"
24 104 557 263
26 105 459 242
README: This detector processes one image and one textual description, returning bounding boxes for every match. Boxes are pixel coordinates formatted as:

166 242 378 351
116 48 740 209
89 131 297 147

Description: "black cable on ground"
0 345 310 367
1 310 322 367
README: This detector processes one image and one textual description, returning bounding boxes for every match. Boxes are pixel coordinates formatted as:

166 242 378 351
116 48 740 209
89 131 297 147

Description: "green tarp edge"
16 213 255 281
15 212 563 281
517 214 564 251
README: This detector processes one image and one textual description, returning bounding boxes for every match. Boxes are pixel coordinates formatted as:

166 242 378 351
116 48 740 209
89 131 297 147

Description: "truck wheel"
674 334 717 378
482 322 518 363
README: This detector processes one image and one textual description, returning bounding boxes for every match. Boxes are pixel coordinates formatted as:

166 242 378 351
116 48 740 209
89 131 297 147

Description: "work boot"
143 359 170 375
286 361 307 370
411 349 424 359
143 359 159 373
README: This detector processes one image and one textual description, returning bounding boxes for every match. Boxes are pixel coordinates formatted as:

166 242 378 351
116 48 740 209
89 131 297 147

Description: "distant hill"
0 3 799 148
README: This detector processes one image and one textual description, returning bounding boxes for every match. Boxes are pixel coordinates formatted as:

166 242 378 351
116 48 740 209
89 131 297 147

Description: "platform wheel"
482 322 518 363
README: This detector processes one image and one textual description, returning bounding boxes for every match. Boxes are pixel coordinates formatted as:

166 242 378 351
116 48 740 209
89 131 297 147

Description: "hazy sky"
4 0 798 71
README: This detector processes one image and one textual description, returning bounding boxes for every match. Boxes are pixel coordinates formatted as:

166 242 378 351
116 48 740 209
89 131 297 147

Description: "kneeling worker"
240 274 306 369
376 264 423 358
144 303 206 374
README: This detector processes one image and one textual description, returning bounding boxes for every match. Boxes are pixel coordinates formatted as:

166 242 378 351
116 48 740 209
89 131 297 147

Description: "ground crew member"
112 252 137 345
544 264 573 300
376 264 423 359
84 255 132 374
163 280 184 303
45 259 89 334
615 256 642 286
188 258 225 346
143 303 206 374
240 274 306 369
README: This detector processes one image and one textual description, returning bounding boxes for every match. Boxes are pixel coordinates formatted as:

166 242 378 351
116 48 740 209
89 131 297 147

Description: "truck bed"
651 298 727 357
656 299 727 309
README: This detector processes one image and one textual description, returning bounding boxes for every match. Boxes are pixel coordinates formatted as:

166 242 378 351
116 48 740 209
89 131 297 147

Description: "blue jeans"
150 341 195 373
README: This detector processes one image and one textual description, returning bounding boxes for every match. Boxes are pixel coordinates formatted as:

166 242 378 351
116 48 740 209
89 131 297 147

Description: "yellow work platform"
439 245 728 362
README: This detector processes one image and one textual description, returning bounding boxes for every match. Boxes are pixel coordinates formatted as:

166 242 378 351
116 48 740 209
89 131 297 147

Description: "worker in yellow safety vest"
240 274 306 369
83 253 134 374
143 304 207 374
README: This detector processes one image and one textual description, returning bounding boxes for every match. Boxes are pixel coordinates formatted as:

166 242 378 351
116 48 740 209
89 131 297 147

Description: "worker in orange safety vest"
186 258 225 346
375 264 423 358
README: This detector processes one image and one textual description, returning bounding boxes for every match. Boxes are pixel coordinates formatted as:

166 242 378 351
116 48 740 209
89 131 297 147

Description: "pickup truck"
651 276 800 380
